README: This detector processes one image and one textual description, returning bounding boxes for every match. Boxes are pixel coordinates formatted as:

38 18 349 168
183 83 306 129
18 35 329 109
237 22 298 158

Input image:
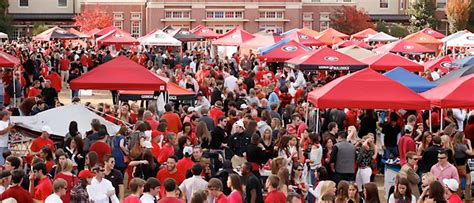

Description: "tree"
330 6 374 35
446 0 471 33
0 0 12 35
375 20 389 33
32 23 49 36
389 24 409 38
73 4 112 31
407 0 439 32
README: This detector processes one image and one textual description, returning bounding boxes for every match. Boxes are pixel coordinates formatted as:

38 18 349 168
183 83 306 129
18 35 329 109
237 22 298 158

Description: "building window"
303 21 313 29
319 13 330 31
58 0 67 7
131 13 141 38
342 0 352 2
259 11 284 19
19 0 28 7
380 0 389 8
12 29 24 40
211 25 235 34
436 0 446 9
400 0 404 9
165 11 191 19
206 11 243 19
113 12 124 30
259 24 284 34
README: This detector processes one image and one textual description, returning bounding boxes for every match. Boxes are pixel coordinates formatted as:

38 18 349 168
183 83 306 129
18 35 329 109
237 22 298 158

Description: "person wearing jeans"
0 111 14 165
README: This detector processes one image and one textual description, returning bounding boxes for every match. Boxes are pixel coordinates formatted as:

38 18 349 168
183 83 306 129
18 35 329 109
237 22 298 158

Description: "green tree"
375 20 389 33
389 24 409 38
32 23 49 36
0 0 12 36
408 0 439 32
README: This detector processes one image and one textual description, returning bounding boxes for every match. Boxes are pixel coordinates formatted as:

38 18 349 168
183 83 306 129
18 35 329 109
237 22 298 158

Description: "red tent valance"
0 51 20 67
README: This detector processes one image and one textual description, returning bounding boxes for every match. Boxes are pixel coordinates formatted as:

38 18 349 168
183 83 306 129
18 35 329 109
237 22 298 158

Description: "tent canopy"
364 32 398 42
404 32 442 45
298 28 320 37
286 47 367 71
259 39 310 62
284 31 324 46
374 39 436 54
240 32 283 50
33 26 78 41
452 56 474 68
0 51 21 67
192 25 220 39
384 67 436 93
85 28 101 36
336 45 377 60
163 25 175 33
307 68 431 109
96 29 139 46
138 29 182 46
424 56 453 74
70 56 167 91
171 28 205 42
119 75 195 101
11 104 120 138
212 26 255 46
335 40 371 49
441 30 469 43
362 53 424 72
94 26 119 37
318 28 349 39
422 75 474 108
0 32 8 39
445 32 474 47
67 28 91 38
420 28 445 39
433 65 474 85
351 28 378 40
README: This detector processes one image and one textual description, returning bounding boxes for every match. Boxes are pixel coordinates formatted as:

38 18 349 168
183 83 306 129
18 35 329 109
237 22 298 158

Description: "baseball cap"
240 104 248 110
78 170 95 179
443 178 459 191
197 92 203 97
187 107 195 113
235 120 246 130
404 124 413 133
143 140 154 149
41 125 53 134
183 146 193 156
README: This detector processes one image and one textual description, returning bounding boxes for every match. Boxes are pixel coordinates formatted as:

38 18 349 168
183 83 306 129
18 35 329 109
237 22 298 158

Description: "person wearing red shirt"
29 126 55 157
443 179 462 203
398 125 417 166
161 104 182 134
158 179 184 203
156 156 185 197
123 178 146 203
176 146 194 174
208 178 227 203
144 111 159 131
264 175 286 203
29 162 53 202
158 133 176 164
209 102 225 125
59 57 70 86
80 54 89 73
27 80 41 98
1 169 34 203
89 131 112 165
46 69 62 93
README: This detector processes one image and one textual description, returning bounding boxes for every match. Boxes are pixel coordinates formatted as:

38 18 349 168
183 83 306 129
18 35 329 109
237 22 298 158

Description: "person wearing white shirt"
195 92 211 113
45 178 68 203
190 58 197 73
452 108 467 131
0 111 13 165
140 177 161 203
179 164 209 203
224 74 238 93
431 68 440 80
87 166 119 203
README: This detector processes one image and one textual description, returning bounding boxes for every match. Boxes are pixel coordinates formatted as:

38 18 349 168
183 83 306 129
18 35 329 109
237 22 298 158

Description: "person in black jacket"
419 135 443 173
41 80 58 107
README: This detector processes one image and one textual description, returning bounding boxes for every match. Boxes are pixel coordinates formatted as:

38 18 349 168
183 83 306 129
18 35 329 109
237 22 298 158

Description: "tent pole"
316 108 320 134
12 70 15 108
429 110 432 133
305 103 309 126
440 108 444 130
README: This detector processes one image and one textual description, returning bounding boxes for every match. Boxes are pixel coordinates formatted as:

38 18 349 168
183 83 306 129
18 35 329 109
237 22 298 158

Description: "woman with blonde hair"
347 126 359 144
317 181 337 202
441 134 454 163
271 156 288 175
418 172 437 203
54 159 78 203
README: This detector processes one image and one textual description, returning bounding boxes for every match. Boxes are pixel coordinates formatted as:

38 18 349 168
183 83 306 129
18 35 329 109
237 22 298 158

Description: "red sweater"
265 190 286 203
398 134 416 166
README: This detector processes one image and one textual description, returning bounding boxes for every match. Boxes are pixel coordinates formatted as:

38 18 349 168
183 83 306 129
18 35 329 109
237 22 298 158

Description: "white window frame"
380 0 389 8
259 24 284 34
259 11 284 19
206 11 243 19
319 13 330 31
436 0 446 9
113 21 123 30
19 0 29 7
58 0 67 7
165 11 191 19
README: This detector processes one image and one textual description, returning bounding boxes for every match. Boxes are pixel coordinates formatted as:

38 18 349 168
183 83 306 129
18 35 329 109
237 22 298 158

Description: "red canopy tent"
374 39 435 54
212 26 255 46
240 32 283 50
86 28 101 36
421 75 474 108
192 25 220 39
335 40 372 49
351 28 378 40
67 28 91 38
423 56 453 74
284 31 324 46
94 26 119 37
404 32 442 52
420 28 445 39
362 53 424 72
259 39 310 62
286 47 367 71
96 29 139 46
0 51 20 67
298 28 320 38
307 68 431 109
70 56 167 91
319 28 349 39
119 75 195 101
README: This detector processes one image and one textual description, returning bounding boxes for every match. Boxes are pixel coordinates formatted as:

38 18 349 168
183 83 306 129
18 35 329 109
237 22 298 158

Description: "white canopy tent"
441 30 469 43
364 32 398 42
0 32 8 39
138 29 182 46
11 104 120 137
337 45 377 60
444 32 474 47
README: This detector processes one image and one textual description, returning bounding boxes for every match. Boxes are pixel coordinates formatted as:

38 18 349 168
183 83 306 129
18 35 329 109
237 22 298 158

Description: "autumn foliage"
330 6 374 35
73 4 113 32
446 0 471 33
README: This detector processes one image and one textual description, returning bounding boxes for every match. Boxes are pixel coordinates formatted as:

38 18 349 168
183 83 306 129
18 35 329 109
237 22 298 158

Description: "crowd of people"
0 37 471 203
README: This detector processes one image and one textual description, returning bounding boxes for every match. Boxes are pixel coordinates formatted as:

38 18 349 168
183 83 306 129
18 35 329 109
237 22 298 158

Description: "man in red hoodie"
398 124 416 166
265 175 286 203
45 69 61 93
209 101 224 125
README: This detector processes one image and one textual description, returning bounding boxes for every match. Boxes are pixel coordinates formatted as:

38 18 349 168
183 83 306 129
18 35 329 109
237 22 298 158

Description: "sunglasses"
297 169 303 171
